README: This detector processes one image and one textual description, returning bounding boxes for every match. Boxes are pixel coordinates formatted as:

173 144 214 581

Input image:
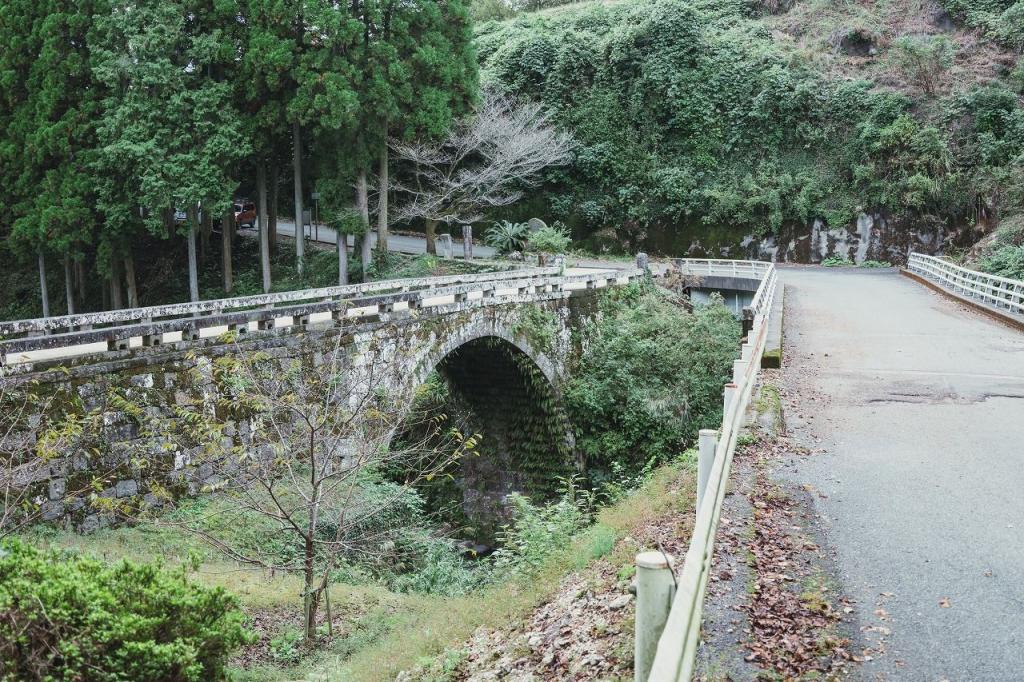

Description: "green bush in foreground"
0 539 251 682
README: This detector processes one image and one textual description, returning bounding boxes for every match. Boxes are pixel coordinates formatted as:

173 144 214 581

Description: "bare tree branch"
389 89 575 227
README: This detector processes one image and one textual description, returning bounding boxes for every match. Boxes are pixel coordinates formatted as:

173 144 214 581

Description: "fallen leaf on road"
939 598 951 608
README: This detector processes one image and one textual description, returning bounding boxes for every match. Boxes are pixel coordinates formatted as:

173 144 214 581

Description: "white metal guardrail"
643 259 778 681
907 253 1024 317
672 258 774 282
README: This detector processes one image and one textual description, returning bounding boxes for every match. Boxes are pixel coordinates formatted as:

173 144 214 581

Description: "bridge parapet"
1 266 645 371
641 259 779 682
0 266 561 339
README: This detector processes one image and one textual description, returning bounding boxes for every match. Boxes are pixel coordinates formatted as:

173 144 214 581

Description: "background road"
777 267 1024 680
245 220 498 260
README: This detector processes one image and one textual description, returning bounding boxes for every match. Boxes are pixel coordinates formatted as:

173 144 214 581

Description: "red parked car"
233 200 256 228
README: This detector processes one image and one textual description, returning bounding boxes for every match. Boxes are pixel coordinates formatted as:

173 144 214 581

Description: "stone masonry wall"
3 289 599 532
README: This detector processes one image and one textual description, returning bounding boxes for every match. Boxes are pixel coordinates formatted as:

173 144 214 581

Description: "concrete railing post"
634 551 675 682
697 429 718 515
723 382 737 418
554 254 566 275
732 358 748 384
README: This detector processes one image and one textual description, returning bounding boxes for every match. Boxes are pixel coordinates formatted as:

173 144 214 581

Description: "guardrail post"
740 342 752 364
697 429 719 515
634 551 675 682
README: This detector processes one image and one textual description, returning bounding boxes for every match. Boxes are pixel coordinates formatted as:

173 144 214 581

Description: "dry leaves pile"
741 466 852 679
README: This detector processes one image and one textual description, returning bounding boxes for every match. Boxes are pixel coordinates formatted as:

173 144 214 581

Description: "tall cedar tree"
92 0 249 303
0 0 107 314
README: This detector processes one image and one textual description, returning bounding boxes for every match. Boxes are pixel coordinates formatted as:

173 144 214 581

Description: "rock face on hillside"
606 212 976 265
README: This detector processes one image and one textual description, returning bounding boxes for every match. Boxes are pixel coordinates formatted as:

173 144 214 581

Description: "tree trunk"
187 210 200 303
102 276 110 311
377 144 389 253
164 206 175 239
336 232 348 286
200 205 213 264
357 169 371 273
292 121 305 277
257 162 271 293
74 258 86 310
302 534 321 644
109 256 124 309
124 254 139 308
269 163 279 254
38 252 51 318
222 206 233 294
64 256 75 315
425 219 439 255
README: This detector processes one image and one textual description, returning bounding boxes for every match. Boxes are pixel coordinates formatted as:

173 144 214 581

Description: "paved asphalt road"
776 267 1024 680
251 219 498 260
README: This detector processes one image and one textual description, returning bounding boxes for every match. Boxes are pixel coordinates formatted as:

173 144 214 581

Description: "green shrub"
858 259 893 268
268 628 305 666
491 477 595 576
387 536 483 596
526 223 571 254
891 35 955 95
822 255 853 267
0 539 251 681
566 284 739 476
980 244 1024 280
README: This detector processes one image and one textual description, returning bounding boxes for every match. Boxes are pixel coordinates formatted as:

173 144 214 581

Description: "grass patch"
299 461 695 681
14 460 695 681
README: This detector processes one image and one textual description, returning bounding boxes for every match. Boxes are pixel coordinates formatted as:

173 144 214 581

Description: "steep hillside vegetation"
476 0 1024 262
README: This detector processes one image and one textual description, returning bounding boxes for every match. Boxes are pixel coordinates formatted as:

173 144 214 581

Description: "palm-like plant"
485 220 530 254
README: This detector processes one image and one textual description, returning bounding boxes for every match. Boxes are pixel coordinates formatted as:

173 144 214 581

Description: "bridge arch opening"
395 335 575 541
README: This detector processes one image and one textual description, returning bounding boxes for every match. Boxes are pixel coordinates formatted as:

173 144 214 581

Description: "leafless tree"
157 336 479 644
390 90 575 253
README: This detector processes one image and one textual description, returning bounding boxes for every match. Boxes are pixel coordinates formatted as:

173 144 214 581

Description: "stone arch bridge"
0 264 662 531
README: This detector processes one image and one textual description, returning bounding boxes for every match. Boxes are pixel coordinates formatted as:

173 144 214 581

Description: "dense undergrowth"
476 0 1024 248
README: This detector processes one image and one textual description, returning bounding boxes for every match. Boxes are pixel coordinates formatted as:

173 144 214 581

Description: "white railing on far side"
907 253 1024 317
